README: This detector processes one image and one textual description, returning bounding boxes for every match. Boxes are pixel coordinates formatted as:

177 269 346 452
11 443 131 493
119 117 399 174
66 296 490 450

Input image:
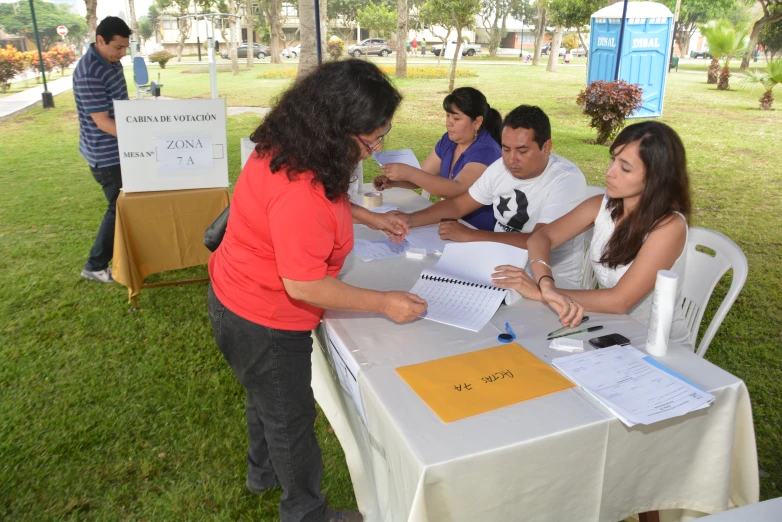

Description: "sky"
1 0 156 22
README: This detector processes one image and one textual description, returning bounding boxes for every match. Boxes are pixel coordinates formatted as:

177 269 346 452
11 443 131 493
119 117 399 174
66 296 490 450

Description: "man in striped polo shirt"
73 17 131 283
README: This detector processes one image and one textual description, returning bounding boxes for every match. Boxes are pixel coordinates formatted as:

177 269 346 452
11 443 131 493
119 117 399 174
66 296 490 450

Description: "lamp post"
29 0 54 108
519 16 525 59
519 3 525 60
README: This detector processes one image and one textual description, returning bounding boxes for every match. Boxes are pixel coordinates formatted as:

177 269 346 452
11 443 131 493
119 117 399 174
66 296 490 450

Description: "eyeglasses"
357 124 392 153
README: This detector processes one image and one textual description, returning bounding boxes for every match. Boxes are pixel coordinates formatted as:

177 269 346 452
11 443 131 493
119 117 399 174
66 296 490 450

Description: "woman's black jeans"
208 284 329 522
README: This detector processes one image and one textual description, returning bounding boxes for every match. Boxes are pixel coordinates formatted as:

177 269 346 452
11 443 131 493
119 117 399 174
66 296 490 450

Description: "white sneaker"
81 267 114 283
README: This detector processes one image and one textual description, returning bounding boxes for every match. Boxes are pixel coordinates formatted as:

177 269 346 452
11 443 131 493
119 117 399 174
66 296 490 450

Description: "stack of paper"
351 226 450 262
552 345 715 427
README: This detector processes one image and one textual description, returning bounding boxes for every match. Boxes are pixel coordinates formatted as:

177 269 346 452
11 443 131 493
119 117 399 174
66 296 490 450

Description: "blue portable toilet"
588 1 674 118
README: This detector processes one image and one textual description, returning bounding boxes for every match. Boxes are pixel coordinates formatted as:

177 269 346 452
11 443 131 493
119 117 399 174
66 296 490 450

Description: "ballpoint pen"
546 316 589 338
547 325 603 341
498 322 517 343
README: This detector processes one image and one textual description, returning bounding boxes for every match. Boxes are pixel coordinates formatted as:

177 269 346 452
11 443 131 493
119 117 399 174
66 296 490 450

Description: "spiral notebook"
410 242 529 332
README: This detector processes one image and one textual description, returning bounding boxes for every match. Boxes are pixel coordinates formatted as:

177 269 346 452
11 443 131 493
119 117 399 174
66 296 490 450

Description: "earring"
474 130 478 141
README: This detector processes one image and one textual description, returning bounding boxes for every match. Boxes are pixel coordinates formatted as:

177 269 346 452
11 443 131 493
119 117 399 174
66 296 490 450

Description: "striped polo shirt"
73 43 128 167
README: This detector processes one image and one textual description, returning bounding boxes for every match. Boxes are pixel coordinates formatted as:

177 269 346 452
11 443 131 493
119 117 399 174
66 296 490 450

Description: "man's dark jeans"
207 285 329 522
85 164 122 271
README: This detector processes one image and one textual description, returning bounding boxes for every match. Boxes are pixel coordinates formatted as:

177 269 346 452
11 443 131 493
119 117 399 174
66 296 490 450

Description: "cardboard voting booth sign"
115 99 229 192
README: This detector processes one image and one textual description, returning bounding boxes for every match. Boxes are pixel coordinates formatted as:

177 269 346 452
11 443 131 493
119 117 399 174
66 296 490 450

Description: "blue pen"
498 322 517 343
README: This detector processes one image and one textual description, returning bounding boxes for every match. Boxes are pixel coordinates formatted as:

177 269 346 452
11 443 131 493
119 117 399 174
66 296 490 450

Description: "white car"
282 44 300 58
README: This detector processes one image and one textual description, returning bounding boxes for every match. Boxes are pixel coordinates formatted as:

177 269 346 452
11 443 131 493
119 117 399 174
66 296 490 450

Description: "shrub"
576 80 643 145
327 37 344 61
47 45 77 76
149 50 175 69
257 68 298 80
0 45 26 92
30 51 56 78
377 66 478 79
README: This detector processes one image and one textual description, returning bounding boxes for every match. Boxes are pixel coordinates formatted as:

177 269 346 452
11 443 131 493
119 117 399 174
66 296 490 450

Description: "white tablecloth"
311 186 759 522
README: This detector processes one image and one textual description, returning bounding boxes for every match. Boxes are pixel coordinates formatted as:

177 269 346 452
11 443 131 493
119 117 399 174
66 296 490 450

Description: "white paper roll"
363 191 383 208
645 269 679 357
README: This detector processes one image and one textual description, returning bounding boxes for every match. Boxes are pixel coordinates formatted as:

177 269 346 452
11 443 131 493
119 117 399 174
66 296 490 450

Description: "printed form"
552 345 715 427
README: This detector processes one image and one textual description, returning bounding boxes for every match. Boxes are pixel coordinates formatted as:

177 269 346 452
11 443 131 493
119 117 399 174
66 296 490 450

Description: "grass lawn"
0 69 74 99
1 62 780 519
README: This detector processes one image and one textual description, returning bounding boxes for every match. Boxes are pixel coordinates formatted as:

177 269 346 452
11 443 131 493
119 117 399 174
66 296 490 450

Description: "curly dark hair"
502 105 551 149
251 59 403 201
600 121 692 268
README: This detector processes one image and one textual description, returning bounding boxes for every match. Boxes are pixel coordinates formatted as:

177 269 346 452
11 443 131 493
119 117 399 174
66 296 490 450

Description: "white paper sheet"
425 242 529 287
352 239 408 261
372 149 421 169
552 345 715 427
406 225 449 254
155 135 214 173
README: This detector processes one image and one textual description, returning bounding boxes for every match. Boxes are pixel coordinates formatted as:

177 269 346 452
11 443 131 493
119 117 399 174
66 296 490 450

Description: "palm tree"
741 58 782 110
701 20 750 91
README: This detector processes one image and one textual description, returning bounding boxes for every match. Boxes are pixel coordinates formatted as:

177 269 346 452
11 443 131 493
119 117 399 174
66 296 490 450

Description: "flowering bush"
377 66 478 79
576 80 643 145
47 45 78 76
29 51 56 79
327 37 344 61
149 50 175 69
0 45 26 93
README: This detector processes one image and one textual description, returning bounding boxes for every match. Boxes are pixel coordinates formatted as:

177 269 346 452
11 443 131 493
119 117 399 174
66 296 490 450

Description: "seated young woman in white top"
493 121 693 348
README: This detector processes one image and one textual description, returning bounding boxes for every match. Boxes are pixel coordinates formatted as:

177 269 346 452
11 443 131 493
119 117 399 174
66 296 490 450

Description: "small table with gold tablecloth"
112 187 230 306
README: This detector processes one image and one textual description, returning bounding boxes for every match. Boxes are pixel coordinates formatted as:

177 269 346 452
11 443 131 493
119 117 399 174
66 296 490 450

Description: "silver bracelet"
530 258 552 270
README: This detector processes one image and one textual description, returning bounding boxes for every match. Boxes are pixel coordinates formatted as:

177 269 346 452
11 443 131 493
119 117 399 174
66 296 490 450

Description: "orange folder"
396 343 575 423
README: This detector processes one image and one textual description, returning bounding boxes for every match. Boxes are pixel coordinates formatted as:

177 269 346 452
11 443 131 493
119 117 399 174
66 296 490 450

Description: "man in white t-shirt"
396 105 587 285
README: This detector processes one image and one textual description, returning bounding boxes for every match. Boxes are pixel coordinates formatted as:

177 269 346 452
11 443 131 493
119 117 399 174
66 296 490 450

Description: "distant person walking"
411 37 419 55
72 16 131 283
421 39 427 55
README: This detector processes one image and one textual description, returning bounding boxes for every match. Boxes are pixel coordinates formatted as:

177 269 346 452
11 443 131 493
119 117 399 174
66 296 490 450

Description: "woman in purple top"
372 87 502 230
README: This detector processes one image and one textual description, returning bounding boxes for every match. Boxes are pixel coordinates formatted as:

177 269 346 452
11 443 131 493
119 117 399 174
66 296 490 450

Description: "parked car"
220 43 271 59
690 49 712 59
347 39 393 57
541 44 587 57
431 42 482 57
282 44 300 59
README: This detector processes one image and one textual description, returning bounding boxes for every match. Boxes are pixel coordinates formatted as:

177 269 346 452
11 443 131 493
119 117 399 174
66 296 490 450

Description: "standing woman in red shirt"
207 60 426 522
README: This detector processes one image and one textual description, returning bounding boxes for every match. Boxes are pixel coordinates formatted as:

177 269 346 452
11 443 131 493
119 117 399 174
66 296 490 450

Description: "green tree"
0 0 86 51
138 19 154 48
660 0 742 56
741 57 782 109
547 0 599 54
356 1 397 37
421 0 480 92
758 20 782 58
155 0 193 61
740 0 782 70
481 0 521 58
147 4 162 42
701 19 750 90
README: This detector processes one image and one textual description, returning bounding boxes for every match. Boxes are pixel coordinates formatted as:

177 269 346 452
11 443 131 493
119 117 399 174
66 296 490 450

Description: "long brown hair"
600 121 692 269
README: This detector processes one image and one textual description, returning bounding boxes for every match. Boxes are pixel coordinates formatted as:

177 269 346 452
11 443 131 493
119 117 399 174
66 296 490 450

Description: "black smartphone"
588 333 631 349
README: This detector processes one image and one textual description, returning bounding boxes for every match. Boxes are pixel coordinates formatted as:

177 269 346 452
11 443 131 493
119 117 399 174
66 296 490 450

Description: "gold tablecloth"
112 187 230 300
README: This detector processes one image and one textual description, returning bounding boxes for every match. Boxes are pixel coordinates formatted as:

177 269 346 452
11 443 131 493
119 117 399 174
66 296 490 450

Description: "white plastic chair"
679 227 748 357
579 185 606 289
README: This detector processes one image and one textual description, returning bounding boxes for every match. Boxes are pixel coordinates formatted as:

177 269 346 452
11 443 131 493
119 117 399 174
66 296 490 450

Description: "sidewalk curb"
0 100 43 122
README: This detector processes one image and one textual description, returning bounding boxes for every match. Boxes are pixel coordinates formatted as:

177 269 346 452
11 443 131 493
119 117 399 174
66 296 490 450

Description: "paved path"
0 76 74 121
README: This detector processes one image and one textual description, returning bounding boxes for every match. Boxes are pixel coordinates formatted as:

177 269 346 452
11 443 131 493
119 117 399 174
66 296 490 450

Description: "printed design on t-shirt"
497 189 529 233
